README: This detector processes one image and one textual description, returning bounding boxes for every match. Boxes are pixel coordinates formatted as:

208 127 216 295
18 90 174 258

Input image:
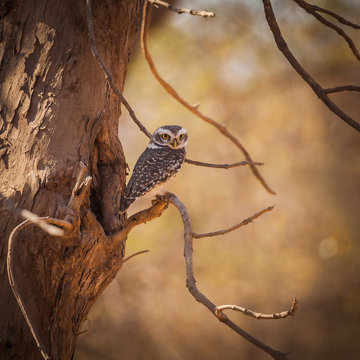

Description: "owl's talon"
153 194 169 204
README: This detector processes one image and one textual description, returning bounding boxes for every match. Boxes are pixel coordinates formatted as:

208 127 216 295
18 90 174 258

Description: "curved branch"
141 2 276 194
215 298 298 321
167 192 290 360
7 217 70 360
193 206 273 239
122 250 150 264
262 0 360 133
292 0 360 61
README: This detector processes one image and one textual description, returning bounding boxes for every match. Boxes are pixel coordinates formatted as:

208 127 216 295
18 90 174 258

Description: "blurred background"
75 1 360 359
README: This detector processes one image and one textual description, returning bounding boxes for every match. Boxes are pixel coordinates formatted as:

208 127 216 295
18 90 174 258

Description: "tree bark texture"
0 0 143 358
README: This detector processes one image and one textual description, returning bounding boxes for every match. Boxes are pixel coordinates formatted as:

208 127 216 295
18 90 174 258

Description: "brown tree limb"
192 206 274 239
147 0 215 18
109 199 169 243
167 192 291 360
324 85 360 94
292 0 360 29
292 0 360 61
262 0 360 133
141 2 276 194
185 159 264 169
215 298 298 321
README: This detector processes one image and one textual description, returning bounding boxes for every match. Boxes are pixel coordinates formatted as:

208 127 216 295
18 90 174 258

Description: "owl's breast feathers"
120 147 186 211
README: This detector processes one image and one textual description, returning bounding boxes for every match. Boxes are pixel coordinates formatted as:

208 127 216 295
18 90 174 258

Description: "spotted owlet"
120 125 188 212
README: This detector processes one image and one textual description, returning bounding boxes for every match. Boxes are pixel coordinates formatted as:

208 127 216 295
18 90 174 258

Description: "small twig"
7 217 70 360
122 250 150 264
67 162 92 213
292 0 360 61
185 159 264 169
215 298 298 321
167 192 290 360
192 206 274 239
78 318 91 336
324 85 360 94
262 0 360 133
147 0 215 18
85 0 152 139
141 2 276 194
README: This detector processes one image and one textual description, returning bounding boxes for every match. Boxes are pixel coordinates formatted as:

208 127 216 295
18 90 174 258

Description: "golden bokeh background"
75 1 360 359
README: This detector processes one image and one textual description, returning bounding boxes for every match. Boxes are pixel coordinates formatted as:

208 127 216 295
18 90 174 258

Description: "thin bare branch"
292 0 360 61
123 250 150 264
85 0 152 139
262 0 360 133
167 192 290 360
147 0 215 18
193 206 274 239
292 0 360 29
324 85 360 94
141 2 276 194
185 159 264 169
7 217 70 360
215 298 298 321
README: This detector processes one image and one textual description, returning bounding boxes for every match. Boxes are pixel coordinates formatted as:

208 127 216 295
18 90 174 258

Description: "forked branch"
85 0 264 172
167 192 293 360
292 0 360 61
262 0 360 132
141 2 276 194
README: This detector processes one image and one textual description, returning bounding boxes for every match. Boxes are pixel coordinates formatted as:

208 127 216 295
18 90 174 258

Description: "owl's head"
149 125 188 150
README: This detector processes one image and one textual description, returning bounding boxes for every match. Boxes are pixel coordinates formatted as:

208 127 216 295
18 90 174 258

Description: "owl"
120 125 188 212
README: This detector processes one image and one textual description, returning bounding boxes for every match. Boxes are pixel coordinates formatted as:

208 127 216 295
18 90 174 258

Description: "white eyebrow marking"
156 129 174 136
177 128 187 136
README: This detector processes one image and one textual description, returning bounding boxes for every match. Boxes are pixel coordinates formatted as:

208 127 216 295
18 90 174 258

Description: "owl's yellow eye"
161 134 170 140
179 134 185 140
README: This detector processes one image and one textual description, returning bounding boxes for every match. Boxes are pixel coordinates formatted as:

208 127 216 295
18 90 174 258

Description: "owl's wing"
120 148 184 211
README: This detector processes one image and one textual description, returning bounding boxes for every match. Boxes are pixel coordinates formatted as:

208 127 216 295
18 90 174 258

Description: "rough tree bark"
0 0 143 359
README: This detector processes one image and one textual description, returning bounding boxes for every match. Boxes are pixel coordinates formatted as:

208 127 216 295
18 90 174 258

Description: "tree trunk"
0 0 142 358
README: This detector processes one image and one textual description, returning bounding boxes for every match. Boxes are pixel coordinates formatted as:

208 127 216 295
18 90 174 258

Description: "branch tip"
147 0 215 18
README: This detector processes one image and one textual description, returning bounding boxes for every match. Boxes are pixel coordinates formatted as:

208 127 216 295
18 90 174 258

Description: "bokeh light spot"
318 237 338 259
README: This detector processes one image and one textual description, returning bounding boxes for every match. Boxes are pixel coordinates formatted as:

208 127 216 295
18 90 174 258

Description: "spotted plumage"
120 125 188 212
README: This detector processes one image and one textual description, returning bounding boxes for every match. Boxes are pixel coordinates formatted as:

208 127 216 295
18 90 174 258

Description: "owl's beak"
172 139 178 148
